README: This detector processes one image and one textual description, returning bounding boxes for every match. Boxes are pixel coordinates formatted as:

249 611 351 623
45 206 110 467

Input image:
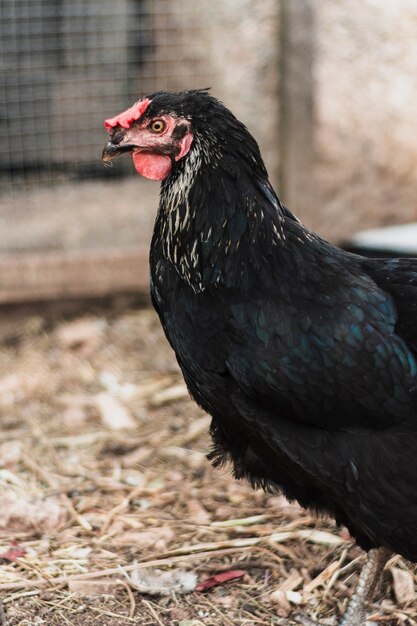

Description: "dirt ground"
0 302 415 626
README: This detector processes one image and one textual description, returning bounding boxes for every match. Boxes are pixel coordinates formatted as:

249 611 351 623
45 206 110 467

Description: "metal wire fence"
0 0 208 192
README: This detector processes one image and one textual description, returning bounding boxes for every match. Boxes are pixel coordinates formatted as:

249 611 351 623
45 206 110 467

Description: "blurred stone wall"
310 0 417 241
135 0 281 184
206 1 281 185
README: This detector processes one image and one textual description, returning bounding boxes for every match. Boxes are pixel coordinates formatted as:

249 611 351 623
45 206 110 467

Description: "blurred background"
2 0 417 305
1 3 417 624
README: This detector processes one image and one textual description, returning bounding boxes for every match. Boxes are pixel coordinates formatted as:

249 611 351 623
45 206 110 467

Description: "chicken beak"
101 140 125 164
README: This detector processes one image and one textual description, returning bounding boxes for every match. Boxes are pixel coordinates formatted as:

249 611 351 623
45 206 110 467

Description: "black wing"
224 242 417 431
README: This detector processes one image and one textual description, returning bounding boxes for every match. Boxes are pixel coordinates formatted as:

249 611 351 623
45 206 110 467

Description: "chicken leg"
295 548 391 626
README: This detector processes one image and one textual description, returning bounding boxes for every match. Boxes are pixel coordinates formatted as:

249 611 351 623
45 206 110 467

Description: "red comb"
104 98 151 132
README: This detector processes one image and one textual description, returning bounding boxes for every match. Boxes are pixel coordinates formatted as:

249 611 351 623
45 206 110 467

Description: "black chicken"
103 90 417 625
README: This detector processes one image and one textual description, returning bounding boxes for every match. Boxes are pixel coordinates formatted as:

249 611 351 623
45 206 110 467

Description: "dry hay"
0 305 415 625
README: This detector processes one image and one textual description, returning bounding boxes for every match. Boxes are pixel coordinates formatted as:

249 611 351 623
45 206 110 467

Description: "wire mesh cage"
0 0 208 190
0 0 281 262
0 0 222 265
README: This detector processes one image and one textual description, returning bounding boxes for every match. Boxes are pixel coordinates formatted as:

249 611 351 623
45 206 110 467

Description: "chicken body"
151 199 417 562
103 90 417 620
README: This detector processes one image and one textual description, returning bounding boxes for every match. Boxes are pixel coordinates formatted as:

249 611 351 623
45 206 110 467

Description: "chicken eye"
150 119 166 134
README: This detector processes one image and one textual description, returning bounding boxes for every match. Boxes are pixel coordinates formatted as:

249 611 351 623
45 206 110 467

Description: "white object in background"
349 223 417 254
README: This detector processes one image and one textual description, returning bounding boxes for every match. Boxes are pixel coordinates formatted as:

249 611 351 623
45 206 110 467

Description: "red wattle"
132 152 172 181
